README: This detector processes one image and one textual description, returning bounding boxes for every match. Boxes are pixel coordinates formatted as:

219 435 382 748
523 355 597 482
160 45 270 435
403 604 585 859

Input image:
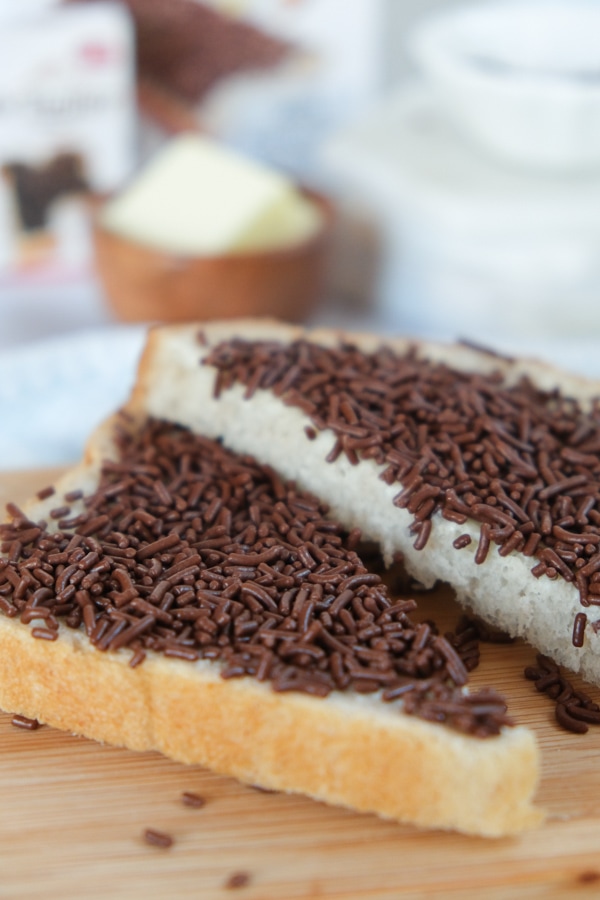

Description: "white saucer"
0 324 147 469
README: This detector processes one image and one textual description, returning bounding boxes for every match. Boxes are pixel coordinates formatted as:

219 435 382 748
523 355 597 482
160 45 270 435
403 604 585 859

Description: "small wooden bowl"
92 190 334 325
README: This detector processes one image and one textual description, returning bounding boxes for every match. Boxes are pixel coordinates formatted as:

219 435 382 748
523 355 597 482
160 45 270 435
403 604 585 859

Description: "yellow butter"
100 134 322 255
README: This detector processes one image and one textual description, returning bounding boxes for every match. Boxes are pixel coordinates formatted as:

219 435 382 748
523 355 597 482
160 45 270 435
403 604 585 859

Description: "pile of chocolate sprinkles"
446 617 481 673
0 418 509 737
207 338 600 647
446 613 516 674
525 654 600 734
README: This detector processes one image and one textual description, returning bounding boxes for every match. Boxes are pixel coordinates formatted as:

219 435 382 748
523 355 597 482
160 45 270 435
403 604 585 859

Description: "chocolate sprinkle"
207 337 600 648
0 418 509 738
143 828 173 849
11 714 40 731
225 871 251 890
578 871 600 885
181 791 205 808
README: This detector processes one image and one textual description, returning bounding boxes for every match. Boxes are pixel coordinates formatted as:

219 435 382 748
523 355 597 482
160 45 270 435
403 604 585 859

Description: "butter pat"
99 134 322 255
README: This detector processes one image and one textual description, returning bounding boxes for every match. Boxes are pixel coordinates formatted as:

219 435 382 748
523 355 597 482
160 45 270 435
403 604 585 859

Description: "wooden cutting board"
2 469 600 900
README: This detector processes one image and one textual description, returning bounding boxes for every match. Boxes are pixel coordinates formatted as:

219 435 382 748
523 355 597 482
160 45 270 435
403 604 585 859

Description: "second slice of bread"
133 318 600 686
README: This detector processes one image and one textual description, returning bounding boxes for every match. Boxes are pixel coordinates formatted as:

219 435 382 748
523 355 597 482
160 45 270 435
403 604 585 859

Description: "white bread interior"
0 379 542 838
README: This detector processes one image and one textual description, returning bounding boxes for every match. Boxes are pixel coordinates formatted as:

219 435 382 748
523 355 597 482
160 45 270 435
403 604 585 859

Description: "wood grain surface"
2 469 600 900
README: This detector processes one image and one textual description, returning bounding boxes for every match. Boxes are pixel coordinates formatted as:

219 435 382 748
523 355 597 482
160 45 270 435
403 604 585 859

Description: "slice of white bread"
0 398 541 837
133 319 600 687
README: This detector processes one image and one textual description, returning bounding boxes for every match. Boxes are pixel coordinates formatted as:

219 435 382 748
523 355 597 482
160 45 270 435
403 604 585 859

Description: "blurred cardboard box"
73 0 390 179
0 2 136 287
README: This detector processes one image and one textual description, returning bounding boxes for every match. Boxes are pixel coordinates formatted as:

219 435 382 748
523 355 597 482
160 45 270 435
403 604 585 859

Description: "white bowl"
410 0 600 172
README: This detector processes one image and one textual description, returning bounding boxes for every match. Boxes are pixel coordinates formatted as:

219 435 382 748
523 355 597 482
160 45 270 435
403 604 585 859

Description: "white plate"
0 325 147 469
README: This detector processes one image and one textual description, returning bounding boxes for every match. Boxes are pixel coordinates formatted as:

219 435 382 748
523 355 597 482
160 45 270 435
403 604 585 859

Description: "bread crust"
0 586 541 837
0 322 546 837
